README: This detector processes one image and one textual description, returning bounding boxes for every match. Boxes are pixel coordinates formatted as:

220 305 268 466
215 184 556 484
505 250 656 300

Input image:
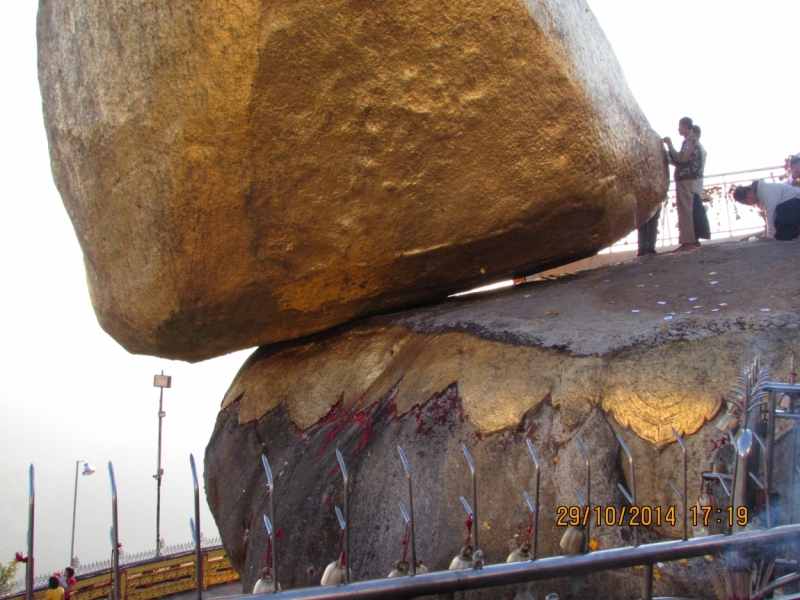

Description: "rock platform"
205 241 800 598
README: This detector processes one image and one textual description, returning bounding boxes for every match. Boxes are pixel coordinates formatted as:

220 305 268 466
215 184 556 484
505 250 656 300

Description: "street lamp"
153 371 172 555
70 460 95 566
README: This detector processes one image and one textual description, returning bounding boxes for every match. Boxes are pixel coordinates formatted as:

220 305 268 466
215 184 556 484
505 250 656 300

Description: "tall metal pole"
190 455 203 600
68 460 94 566
70 460 80 566
109 462 120 600
153 371 171 555
156 383 164 554
26 464 34 600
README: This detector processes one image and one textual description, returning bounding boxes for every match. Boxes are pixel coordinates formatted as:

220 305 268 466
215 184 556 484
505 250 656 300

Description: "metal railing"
246 525 800 600
1 540 228 599
605 165 787 253
4 453 234 600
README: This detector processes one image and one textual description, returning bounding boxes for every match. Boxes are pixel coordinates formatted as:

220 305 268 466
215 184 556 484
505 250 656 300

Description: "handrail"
695 165 783 179
241 524 800 600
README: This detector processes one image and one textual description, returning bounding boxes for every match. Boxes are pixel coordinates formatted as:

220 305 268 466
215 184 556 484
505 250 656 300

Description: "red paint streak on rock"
412 385 462 436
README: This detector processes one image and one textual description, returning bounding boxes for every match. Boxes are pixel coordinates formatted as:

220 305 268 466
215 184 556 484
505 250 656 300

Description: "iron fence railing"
0 538 223 598
242 525 800 600
605 165 787 254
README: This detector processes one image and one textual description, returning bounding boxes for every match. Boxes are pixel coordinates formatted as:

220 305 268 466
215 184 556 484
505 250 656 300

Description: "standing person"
663 117 703 252
63 567 76 600
691 125 711 241
45 577 65 600
732 180 800 240
636 202 663 256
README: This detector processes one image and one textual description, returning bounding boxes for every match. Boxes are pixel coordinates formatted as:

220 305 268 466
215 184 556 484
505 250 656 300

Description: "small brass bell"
388 560 410 578
710 447 727 475
388 560 428 578
252 568 279 593
715 407 740 434
559 525 585 556
506 542 532 563
779 393 793 412
449 545 474 570
320 560 351 586
692 491 713 538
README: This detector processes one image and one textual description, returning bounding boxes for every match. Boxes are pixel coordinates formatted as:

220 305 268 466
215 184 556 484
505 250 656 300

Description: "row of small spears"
252 355 798 596
252 431 685 593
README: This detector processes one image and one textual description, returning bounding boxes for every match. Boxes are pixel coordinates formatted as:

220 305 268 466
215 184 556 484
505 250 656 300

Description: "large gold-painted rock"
38 0 668 361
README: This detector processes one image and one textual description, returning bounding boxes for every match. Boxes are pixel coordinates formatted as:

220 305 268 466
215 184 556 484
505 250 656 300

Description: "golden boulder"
38 0 668 361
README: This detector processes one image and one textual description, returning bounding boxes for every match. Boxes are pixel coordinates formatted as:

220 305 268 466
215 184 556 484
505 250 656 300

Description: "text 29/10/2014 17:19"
556 505 749 528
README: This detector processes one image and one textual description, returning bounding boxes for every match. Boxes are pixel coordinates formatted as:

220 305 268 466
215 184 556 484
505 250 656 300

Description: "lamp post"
153 371 172 555
70 460 95 566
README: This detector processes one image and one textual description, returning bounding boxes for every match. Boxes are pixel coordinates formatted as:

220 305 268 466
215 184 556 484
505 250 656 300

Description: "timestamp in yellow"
690 505 748 527
556 505 678 527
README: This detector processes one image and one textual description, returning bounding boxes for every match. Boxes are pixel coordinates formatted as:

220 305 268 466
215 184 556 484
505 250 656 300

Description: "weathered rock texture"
206 242 800 598
38 0 668 361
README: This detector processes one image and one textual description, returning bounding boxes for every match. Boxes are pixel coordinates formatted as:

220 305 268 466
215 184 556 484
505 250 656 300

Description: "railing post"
262 454 278 590
26 464 34 600
525 440 541 560
767 390 777 494
190 454 202 600
573 438 591 553
335 449 350 583
642 564 653 600
397 447 417 575
461 444 478 555
732 430 755 534
109 462 121 600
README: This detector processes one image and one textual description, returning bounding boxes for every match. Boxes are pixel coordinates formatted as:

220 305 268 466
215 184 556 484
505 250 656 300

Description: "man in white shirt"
733 180 800 240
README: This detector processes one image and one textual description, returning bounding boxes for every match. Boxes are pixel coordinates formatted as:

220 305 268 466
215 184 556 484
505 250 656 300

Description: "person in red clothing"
63 567 77 600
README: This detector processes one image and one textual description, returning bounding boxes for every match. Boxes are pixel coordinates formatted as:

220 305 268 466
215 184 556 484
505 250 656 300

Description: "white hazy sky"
1 0 797 578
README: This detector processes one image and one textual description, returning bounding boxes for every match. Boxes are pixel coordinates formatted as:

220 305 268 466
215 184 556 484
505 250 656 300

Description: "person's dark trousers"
774 197 800 240
637 206 662 255
693 193 711 240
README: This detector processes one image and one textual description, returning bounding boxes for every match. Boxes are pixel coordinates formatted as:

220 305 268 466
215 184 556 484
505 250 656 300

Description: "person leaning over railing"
733 179 800 241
